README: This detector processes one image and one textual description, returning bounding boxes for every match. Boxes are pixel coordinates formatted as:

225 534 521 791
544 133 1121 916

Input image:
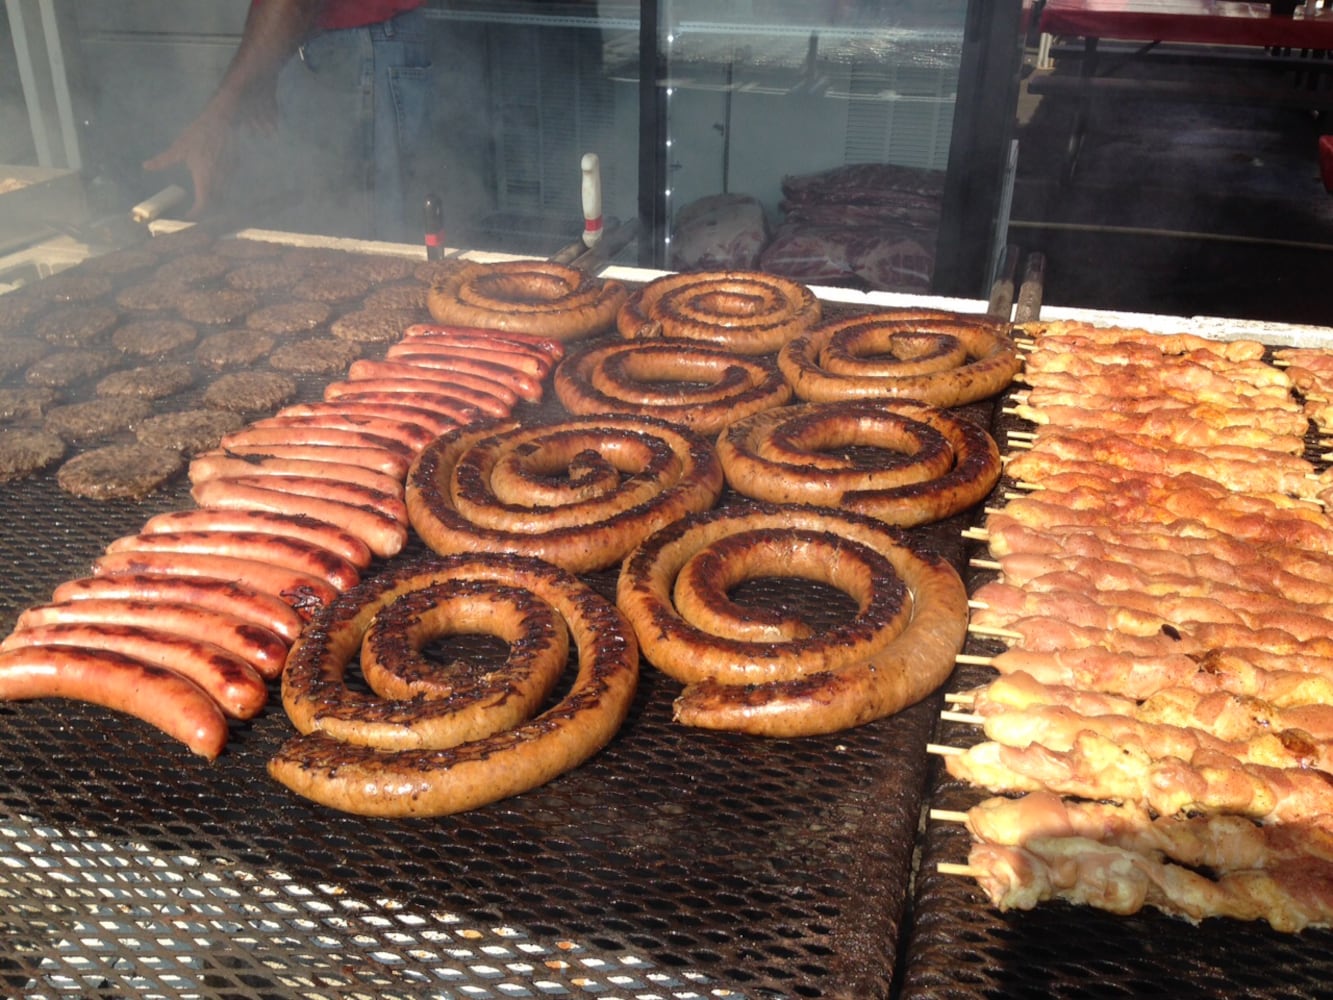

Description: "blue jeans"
266 8 431 243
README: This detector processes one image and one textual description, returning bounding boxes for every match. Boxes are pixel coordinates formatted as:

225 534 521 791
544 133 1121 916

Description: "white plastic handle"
581 153 603 248
131 184 188 224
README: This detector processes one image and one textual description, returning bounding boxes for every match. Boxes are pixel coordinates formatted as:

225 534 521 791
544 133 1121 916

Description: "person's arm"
143 0 325 217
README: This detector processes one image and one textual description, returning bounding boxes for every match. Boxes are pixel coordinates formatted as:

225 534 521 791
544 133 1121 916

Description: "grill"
0 232 961 999
3 231 1332 999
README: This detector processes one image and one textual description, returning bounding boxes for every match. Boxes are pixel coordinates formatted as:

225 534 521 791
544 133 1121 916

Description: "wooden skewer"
942 710 986 726
968 624 1024 640
955 653 996 666
1006 439 1033 451
927 743 965 756
969 558 1002 571
944 691 976 704
929 809 970 823
1006 428 1037 440
961 527 990 543
966 599 990 611
937 862 981 878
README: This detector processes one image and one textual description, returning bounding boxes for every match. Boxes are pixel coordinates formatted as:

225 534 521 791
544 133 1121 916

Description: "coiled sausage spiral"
617 270 821 355
406 415 724 574
554 338 791 433
269 553 638 817
779 310 1021 407
426 260 628 342
616 502 968 737
716 400 1002 527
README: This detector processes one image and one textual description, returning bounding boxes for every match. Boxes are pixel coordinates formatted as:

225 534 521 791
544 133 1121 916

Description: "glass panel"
430 1 643 258
657 0 970 293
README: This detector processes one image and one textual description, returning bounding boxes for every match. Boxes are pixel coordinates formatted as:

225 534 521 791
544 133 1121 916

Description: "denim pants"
264 8 432 243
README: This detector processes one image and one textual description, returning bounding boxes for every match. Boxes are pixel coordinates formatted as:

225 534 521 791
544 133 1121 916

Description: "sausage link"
387 342 552 379
105 530 362 593
51 572 305 642
209 441 409 478
190 477 407 559
244 413 437 452
326 377 511 418
189 452 405 498
93 548 338 630
404 322 566 360
140 509 373 570
275 399 457 437
0 645 229 758
349 358 536 404
321 390 482 426
2 622 267 719
221 425 414 463
18 598 289 680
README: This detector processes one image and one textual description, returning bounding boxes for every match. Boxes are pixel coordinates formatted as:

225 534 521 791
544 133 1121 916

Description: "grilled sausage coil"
406 415 724 574
779 311 1021 407
616 502 968 737
269 554 638 817
283 577 571 750
426 261 628 342
617 270 820 355
716 400 1002 527
553 338 792 433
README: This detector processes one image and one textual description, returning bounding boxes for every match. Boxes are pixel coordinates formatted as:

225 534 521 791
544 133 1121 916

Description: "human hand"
143 102 237 218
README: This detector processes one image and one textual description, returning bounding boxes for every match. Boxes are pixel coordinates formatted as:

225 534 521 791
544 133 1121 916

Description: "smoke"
0 6 40 168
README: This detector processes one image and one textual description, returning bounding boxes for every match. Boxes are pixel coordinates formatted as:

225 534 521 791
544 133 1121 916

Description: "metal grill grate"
0 241 952 998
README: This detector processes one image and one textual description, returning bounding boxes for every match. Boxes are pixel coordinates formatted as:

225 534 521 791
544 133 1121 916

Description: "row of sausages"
429 262 1022 410
0 322 565 760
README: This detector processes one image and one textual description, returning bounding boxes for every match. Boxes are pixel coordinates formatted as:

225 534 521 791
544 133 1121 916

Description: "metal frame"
5 0 81 170
932 0 1028 299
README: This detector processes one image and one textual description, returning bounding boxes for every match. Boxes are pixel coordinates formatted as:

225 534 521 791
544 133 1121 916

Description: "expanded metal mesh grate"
0 236 954 998
11 234 1327 999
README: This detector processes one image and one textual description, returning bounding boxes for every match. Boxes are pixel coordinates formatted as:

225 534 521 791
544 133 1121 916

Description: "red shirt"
315 0 424 30
252 0 425 32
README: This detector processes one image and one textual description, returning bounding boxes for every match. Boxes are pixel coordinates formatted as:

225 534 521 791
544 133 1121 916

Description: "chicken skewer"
949 671 1333 742
957 646 1333 706
949 837 1333 933
934 733 1333 826
937 790 1333 873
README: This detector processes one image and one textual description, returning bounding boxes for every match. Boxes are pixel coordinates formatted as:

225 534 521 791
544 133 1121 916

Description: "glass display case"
4 1 1025 292
643 0 1022 299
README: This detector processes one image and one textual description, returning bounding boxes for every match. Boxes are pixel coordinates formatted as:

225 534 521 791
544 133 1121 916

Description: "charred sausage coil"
617 270 821 355
616 502 969 737
716 400 1002 527
554 338 792 434
269 553 638 817
406 415 724 574
779 310 1021 407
